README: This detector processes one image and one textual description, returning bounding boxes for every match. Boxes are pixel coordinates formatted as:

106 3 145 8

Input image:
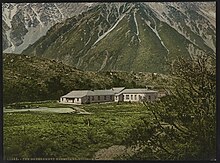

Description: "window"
126 95 129 100
98 96 100 100
131 95 133 100
115 96 118 100
134 95 137 100
77 98 79 101
67 98 73 102
149 96 151 100
92 96 94 101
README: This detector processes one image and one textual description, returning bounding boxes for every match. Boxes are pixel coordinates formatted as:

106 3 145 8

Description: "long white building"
115 89 158 102
60 87 158 104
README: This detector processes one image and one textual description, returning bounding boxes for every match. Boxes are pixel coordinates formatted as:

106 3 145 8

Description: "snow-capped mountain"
2 3 95 53
4 2 216 73
146 2 216 53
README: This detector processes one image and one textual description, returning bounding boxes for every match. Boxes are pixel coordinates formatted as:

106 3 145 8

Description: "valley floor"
3 101 152 160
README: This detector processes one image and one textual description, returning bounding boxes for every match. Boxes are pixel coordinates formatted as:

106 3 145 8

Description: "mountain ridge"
21 2 215 73
2 3 95 53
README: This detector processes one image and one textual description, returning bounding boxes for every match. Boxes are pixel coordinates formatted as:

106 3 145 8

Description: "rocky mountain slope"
21 2 216 73
2 3 94 53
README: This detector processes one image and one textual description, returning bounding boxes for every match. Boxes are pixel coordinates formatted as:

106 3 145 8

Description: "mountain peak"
3 2 216 73
2 3 93 53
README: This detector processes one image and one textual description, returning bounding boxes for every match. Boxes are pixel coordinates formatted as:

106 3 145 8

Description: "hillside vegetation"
3 53 169 105
124 54 216 160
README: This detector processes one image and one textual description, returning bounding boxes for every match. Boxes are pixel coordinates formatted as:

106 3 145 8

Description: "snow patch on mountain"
84 37 91 47
4 30 15 52
98 50 109 71
143 8 169 54
55 4 64 19
30 6 44 26
93 14 126 46
2 3 92 53
10 4 18 20
204 35 216 53
133 10 139 36
85 3 94 7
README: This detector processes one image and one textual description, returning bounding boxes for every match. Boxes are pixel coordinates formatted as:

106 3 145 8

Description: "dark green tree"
45 76 65 99
124 54 216 160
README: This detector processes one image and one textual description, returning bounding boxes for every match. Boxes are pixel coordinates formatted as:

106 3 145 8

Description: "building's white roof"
62 89 115 98
62 88 157 98
116 89 158 95
112 87 125 94
87 90 115 96
62 90 89 98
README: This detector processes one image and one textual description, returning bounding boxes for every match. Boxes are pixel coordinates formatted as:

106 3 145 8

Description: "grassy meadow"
3 101 152 160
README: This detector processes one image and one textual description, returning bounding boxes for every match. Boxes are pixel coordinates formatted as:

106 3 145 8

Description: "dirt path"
70 106 92 114
93 145 138 160
3 107 75 113
4 107 92 114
